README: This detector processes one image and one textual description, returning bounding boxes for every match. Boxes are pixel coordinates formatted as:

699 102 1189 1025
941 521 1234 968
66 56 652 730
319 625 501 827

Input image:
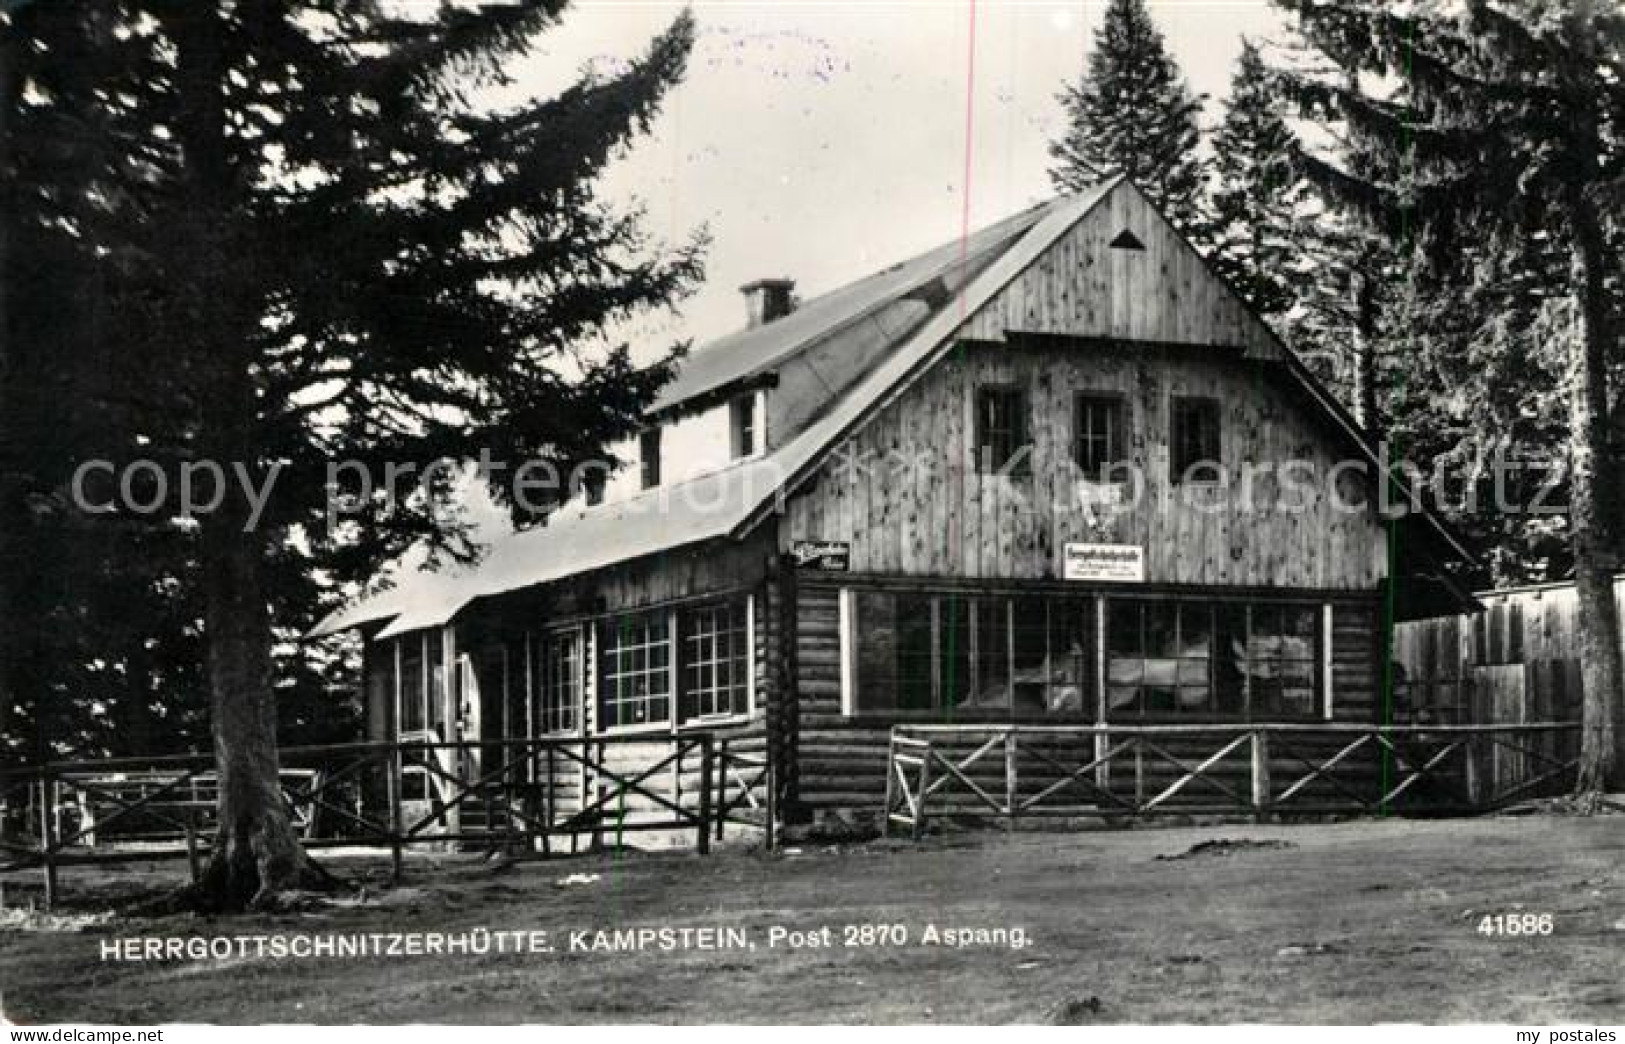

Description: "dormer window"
639 427 662 489
729 394 757 459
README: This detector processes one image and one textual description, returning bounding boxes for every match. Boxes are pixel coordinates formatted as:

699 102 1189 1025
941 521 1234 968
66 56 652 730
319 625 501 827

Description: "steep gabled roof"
311 176 1472 639
726 185 1123 533
648 199 1063 413
309 189 1105 639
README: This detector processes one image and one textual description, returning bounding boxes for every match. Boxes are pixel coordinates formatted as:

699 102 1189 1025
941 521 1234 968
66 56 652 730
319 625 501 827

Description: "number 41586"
1477 912 1553 936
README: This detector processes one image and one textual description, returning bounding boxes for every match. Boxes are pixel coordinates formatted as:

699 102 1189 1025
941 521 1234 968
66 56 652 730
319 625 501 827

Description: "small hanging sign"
790 540 851 571
1062 542 1145 582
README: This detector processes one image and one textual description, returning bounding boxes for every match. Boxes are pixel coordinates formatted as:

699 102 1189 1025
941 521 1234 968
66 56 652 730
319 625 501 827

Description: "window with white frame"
538 627 581 734
679 600 751 721
400 638 426 733
639 427 662 489
729 394 757 459
598 612 671 728
427 634 448 736
594 597 754 730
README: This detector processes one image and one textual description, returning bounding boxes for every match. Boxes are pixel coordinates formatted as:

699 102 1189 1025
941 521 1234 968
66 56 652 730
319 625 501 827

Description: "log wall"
361 535 783 829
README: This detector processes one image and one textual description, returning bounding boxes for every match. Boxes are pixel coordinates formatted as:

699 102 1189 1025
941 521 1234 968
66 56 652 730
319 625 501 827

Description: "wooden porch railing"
883 722 1583 838
0 732 774 908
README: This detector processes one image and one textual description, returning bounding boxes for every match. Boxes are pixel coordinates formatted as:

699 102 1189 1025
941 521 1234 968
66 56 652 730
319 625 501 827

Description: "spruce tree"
1206 39 1307 318
1274 0 1625 795
0 0 160 768
1048 0 1209 234
1386 234 1580 585
4 0 704 908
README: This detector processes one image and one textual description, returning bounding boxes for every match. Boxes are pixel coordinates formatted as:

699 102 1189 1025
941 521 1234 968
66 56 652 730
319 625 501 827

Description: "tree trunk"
0 14 29 763
1612 391 1625 554
0 21 15 724
197 507 307 910
163 0 309 907
1565 191 1623 796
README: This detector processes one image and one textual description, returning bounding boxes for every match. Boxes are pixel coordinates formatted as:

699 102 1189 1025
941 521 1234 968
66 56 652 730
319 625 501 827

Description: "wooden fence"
1394 577 1625 693
0 733 774 908
1389 662 1584 728
883 722 1583 838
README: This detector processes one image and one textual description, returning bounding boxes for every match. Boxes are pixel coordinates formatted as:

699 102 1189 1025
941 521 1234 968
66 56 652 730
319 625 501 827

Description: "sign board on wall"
1062 543 1145 583
790 540 851 572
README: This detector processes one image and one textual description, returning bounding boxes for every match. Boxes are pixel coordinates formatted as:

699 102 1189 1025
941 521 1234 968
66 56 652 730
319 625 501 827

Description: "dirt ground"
1 815 1621 1024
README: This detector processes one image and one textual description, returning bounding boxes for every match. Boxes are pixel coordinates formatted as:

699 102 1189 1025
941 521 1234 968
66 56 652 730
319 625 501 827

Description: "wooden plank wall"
781 340 1387 590
1393 613 1471 685
1478 577 1625 667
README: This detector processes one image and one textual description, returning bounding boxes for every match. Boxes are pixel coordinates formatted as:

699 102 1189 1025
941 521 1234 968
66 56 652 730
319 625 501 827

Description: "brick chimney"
740 278 796 329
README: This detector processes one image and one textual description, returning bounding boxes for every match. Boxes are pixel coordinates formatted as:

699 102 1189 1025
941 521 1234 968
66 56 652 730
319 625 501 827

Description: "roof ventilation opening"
740 277 797 328
1109 228 1146 251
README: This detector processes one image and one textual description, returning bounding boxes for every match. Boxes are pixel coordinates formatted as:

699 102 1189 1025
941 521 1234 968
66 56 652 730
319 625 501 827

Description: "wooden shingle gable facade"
314 177 1473 826
1393 575 1625 727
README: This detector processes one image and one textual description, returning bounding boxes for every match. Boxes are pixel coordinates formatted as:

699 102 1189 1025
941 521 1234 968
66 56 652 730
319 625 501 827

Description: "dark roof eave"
452 532 758 622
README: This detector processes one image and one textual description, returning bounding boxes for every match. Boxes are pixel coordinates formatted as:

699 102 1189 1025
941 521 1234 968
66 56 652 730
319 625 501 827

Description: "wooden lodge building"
311 177 1479 829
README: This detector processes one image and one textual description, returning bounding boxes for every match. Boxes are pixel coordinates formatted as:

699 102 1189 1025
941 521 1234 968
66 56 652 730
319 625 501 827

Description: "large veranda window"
1105 599 1320 718
842 589 1326 721
848 591 1093 717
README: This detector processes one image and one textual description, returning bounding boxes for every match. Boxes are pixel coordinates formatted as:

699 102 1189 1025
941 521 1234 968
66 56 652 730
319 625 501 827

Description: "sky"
503 0 1289 360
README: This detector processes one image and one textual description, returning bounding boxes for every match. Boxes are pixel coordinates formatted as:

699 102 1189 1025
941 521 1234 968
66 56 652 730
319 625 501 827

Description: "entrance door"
473 644 513 768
